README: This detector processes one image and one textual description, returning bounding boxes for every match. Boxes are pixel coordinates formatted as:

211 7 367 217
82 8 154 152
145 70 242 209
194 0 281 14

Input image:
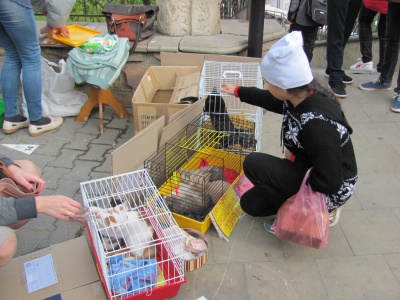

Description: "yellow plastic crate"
158 146 245 233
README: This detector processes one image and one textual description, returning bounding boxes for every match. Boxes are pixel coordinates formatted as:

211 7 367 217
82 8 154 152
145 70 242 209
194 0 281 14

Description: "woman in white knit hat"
221 31 358 233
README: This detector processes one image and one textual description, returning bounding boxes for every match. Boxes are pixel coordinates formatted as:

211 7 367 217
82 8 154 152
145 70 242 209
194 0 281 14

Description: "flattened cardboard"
159 98 205 149
111 116 165 175
0 236 106 300
170 68 201 104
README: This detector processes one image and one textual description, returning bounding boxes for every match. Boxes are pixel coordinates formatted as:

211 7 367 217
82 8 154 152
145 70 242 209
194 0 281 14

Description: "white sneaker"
350 60 374 73
2 119 30 134
28 116 63 137
329 207 342 227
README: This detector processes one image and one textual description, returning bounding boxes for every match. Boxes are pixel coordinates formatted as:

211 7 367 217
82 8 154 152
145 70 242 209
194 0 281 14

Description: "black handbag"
102 3 159 53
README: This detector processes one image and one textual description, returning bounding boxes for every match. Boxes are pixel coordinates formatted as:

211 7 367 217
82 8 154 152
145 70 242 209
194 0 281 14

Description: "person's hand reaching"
35 195 83 221
221 84 236 95
40 24 70 39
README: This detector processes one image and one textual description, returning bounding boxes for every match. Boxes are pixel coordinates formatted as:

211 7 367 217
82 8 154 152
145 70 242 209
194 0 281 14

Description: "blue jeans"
379 2 400 95
0 0 43 121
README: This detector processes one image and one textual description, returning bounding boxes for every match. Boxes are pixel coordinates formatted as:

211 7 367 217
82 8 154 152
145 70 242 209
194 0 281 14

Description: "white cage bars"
80 170 185 300
199 60 264 152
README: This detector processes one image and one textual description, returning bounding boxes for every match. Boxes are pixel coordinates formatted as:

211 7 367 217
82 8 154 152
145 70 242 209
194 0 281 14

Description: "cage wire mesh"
144 123 245 222
80 170 185 299
199 60 264 153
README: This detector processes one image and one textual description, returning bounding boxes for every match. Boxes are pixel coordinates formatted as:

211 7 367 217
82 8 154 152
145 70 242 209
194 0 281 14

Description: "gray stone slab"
63 132 96 151
180 34 248 55
147 34 181 52
340 209 400 255
79 144 112 162
42 166 72 190
317 255 400 300
244 260 328 300
51 179 82 200
384 252 400 283
172 263 250 300
209 215 285 264
354 145 400 175
221 19 285 40
47 148 84 168
354 174 400 209
354 122 400 146
91 128 123 145
62 160 101 182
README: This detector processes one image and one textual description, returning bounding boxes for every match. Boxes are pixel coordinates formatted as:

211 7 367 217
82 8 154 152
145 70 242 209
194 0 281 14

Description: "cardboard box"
132 66 201 132
113 52 263 235
0 236 107 300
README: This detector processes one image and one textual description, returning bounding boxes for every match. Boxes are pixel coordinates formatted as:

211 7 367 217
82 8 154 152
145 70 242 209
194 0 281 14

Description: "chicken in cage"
80 170 186 300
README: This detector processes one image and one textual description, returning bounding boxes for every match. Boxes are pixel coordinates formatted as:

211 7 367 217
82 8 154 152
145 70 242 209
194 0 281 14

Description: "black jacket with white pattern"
236 87 358 210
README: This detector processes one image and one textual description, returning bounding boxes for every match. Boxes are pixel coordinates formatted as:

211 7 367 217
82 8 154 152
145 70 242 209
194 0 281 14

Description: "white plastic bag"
23 57 87 117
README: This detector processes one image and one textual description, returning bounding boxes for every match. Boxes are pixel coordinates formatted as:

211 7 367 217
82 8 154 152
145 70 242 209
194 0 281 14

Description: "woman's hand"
35 195 83 221
7 164 46 195
40 24 70 38
221 84 236 95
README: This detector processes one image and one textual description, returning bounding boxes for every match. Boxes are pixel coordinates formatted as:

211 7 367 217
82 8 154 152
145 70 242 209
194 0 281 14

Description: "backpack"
307 0 328 26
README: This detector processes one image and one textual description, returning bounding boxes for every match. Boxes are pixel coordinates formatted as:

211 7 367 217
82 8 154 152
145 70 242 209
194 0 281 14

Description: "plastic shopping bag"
272 168 329 249
23 57 87 117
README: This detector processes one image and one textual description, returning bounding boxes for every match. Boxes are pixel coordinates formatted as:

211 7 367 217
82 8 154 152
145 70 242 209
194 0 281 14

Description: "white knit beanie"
261 31 313 89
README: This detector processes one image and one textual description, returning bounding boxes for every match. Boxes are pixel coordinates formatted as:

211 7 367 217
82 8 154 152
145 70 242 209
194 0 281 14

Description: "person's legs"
0 1 42 121
326 0 348 82
395 69 400 95
343 0 363 46
357 4 377 63
289 23 319 63
14 160 42 177
376 13 387 72
0 227 17 268
379 2 400 84
240 153 304 217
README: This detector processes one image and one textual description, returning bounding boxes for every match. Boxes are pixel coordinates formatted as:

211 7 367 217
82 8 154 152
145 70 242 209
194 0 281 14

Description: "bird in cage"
204 88 236 132
203 88 257 150
90 203 156 259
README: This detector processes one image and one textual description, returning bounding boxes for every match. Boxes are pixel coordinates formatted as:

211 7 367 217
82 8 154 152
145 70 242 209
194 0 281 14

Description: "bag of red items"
272 168 329 249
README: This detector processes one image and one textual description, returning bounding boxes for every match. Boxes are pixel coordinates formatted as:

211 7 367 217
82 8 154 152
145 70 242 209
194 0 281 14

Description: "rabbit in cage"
179 165 224 186
203 89 257 149
164 165 229 214
90 203 156 259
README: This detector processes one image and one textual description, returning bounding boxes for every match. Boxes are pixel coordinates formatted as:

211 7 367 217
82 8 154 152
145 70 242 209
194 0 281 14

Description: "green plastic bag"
0 98 4 128
80 35 116 54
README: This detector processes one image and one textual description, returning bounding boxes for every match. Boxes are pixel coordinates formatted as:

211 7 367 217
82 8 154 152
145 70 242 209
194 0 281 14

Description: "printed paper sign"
2 144 39 155
24 254 58 293
209 173 253 241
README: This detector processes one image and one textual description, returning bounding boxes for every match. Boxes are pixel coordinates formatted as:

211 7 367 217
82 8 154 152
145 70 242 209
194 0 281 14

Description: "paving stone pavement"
1 69 400 300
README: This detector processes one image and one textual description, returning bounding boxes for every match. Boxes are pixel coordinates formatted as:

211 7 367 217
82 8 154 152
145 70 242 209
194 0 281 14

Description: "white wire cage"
199 60 264 152
80 169 185 300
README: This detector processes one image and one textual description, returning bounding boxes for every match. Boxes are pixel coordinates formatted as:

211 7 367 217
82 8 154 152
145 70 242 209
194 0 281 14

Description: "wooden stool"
76 85 131 134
